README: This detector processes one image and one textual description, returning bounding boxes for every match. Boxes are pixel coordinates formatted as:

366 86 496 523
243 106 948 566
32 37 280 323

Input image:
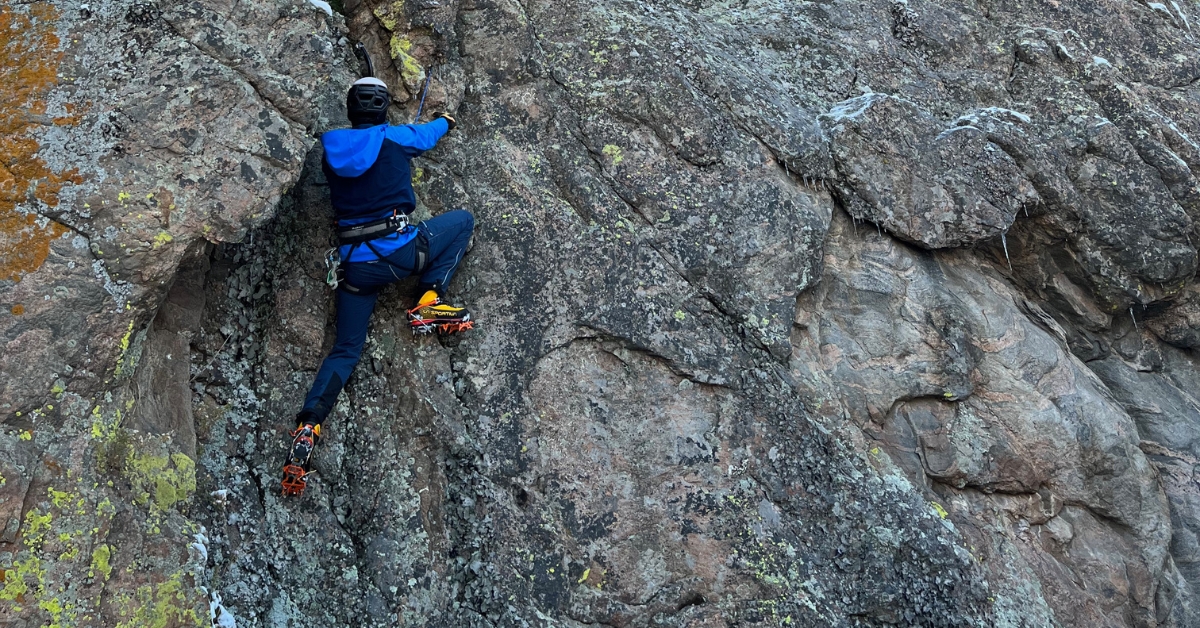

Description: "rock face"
3 0 1200 626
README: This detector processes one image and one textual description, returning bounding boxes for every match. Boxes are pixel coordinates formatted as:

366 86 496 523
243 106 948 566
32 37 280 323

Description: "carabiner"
324 248 341 290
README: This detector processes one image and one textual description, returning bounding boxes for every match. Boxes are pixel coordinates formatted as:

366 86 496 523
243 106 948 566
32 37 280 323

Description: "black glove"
434 112 457 130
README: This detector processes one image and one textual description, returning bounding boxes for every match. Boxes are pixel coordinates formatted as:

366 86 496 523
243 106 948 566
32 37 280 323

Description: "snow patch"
305 0 333 16
822 93 888 123
977 107 1031 124
1169 1 1191 32
1147 2 1171 17
955 107 1032 129
210 591 238 628
189 528 209 564
936 125 982 141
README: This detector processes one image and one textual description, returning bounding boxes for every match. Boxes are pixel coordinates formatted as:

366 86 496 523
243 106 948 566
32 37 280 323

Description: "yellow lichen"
39 595 78 627
48 487 74 509
0 485 118 626
0 555 44 605
152 231 172 248
21 509 52 547
57 542 79 561
388 35 425 86
113 320 136 377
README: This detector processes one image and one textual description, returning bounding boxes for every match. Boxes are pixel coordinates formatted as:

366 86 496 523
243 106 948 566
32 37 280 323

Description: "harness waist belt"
335 233 431 297
338 213 410 245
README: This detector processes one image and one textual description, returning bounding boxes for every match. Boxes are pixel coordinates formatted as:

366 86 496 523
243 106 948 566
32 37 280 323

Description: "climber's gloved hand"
433 112 457 130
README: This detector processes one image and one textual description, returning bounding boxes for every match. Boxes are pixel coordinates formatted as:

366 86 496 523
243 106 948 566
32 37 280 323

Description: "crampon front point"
280 464 308 496
281 422 321 497
409 319 476 335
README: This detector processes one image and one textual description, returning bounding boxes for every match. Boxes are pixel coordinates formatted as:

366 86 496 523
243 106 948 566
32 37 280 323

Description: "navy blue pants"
301 209 474 422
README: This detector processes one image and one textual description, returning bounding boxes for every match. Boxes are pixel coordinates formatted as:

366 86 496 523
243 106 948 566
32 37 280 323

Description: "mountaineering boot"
407 290 474 335
281 421 322 496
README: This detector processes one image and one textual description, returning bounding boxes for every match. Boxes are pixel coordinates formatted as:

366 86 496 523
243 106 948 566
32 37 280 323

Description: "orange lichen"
0 5 76 283
11 304 24 315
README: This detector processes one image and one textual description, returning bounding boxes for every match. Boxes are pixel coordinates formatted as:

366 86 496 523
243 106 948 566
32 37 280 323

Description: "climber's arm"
385 117 451 157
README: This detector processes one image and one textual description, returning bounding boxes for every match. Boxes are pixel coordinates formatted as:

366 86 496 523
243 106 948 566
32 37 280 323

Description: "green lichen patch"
111 321 147 381
113 321 136 378
90 544 113 581
126 451 196 514
94 417 131 479
0 483 113 626
114 572 205 628
21 507 54 547
151 231 173 249
601 144 624 165
371 1 404 32
0 555 42 606
48 487 86 514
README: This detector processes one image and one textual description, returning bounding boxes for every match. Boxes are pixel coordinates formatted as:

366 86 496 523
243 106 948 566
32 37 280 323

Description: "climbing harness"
337 212 411 245
324 212 430 296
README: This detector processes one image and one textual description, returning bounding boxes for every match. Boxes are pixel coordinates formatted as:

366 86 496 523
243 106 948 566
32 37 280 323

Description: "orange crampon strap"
281 464 309 496
439 320 475 334
409 318 475 335
291 423 321 439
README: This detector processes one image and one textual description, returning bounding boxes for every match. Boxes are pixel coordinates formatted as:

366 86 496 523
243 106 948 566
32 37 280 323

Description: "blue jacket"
321 118 450 261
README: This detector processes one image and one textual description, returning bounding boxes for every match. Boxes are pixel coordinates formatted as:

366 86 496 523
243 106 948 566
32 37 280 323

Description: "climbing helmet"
346 77 390 124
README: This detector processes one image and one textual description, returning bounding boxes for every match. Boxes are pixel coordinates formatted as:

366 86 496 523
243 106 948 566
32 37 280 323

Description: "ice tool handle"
414 71 432 123
354 41 375 78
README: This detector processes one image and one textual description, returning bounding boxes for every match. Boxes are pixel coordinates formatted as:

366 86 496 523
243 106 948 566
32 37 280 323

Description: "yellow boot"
407 290 474 335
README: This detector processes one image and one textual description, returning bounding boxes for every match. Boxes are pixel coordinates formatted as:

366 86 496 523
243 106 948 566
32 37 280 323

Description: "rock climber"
281 76 475 496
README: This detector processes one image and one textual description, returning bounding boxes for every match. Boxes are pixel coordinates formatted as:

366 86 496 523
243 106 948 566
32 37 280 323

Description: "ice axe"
353 41 375 78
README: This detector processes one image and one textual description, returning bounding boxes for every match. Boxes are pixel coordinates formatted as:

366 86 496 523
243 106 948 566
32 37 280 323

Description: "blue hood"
321 126 386 177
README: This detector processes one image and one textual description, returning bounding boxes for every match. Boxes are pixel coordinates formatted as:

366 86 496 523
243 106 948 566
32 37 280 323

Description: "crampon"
281 422 321 496
407 290 475 336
